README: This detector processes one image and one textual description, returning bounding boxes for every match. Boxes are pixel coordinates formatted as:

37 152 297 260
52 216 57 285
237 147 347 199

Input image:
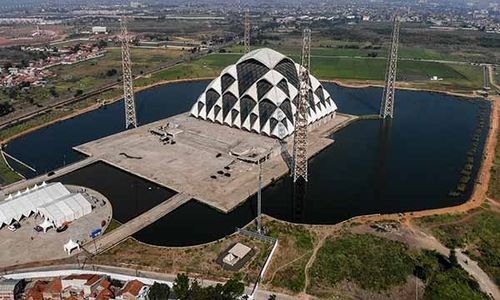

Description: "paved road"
1 157 98 194
483 64 490 90
407 226 500 300
456 249 500 300
488 65 500 90
84 192 192 255
2 264 299 300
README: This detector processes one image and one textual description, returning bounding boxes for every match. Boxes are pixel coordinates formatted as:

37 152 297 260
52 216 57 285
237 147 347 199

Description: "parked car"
34 225 43 232
56 224 68 233
8 222 20 232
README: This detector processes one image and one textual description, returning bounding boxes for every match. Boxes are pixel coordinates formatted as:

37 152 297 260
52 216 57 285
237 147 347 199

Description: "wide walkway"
83 192 191 255
3 264 298 300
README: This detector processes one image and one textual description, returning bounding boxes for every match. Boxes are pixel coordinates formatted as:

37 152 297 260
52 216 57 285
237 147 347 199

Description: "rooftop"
121 280 144 297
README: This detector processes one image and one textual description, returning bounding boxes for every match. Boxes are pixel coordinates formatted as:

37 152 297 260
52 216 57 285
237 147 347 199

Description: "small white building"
223 243 252 266
92 26 107 34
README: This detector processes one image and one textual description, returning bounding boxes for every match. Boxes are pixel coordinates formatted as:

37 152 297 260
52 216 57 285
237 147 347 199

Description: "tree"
147 282 170 300
0 102 13 116
268 295 277 300
106 68 118 77
449 249 458 267
221 277 245 299
173 273 190 300
3 62 12 70
49 87 59 97
172 273 245 300
97 39 108 48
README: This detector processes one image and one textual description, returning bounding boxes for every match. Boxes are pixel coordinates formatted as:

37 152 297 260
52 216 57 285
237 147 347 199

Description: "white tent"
0 182 70 227
64 239 80 255
39 218 54 233
37 194 92 228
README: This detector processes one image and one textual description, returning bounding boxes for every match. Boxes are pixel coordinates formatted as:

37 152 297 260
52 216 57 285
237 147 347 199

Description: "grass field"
91 235 272 285
0 152 22 186
262 220 316 293
307 233 488 300
226 41 470 62
139 52 483 93
308 233 414 294
134 53 240 87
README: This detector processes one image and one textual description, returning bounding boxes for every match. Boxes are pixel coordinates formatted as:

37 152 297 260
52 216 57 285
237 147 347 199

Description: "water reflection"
292 177 308 223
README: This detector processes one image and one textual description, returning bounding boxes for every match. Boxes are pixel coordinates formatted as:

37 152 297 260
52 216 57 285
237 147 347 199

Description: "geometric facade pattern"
190 48 337 139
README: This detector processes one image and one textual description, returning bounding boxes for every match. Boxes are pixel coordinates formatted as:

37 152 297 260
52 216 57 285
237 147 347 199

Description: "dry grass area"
260 219 320 295
90 235 272 285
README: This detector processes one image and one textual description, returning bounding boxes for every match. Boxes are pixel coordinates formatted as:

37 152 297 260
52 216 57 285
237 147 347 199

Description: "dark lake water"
3 81 490 246
53 162 176 224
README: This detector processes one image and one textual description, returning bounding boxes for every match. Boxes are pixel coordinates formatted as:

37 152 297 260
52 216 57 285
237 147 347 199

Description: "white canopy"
37 194 92 228
0 182 69 227
0 182 92 228
39 218 54 233
64 239 80 255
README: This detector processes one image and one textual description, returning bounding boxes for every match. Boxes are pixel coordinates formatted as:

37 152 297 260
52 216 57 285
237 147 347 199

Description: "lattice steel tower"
244 9 251 53
293 28 311 183
120 17 138 129
380 16 400 119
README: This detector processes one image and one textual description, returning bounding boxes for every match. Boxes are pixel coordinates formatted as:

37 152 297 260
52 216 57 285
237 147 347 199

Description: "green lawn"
138 52 482 93
226 42 468 61
104 219 122 234
135 53 241 87
307 233 489 299
310 56 483 91
0 153 22 186
261 219 316 294
308 233 414 293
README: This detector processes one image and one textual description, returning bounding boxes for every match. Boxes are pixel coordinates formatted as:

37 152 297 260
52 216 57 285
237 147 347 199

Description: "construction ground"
75 112 355 212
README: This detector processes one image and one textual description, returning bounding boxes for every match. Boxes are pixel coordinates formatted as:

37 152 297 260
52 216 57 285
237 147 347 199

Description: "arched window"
274 59 299 89
222 92 237 119
280 99 294 124
237 59 269 95
257 79 273 100
259 99 277 129
205 89 220 114
277 79 290 97
240 96 257 124
221 73 235 93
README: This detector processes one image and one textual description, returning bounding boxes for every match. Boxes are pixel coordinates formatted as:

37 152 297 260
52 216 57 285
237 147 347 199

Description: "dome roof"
236 48 287 69
190 48 337 140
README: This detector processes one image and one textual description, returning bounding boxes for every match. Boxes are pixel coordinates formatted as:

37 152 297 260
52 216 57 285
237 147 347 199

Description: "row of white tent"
0 182 92 228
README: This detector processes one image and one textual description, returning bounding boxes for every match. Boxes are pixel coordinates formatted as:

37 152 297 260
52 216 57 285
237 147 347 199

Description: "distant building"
92 26 107 34
0 279 24 300
130 1 144 8
61 274 103 298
